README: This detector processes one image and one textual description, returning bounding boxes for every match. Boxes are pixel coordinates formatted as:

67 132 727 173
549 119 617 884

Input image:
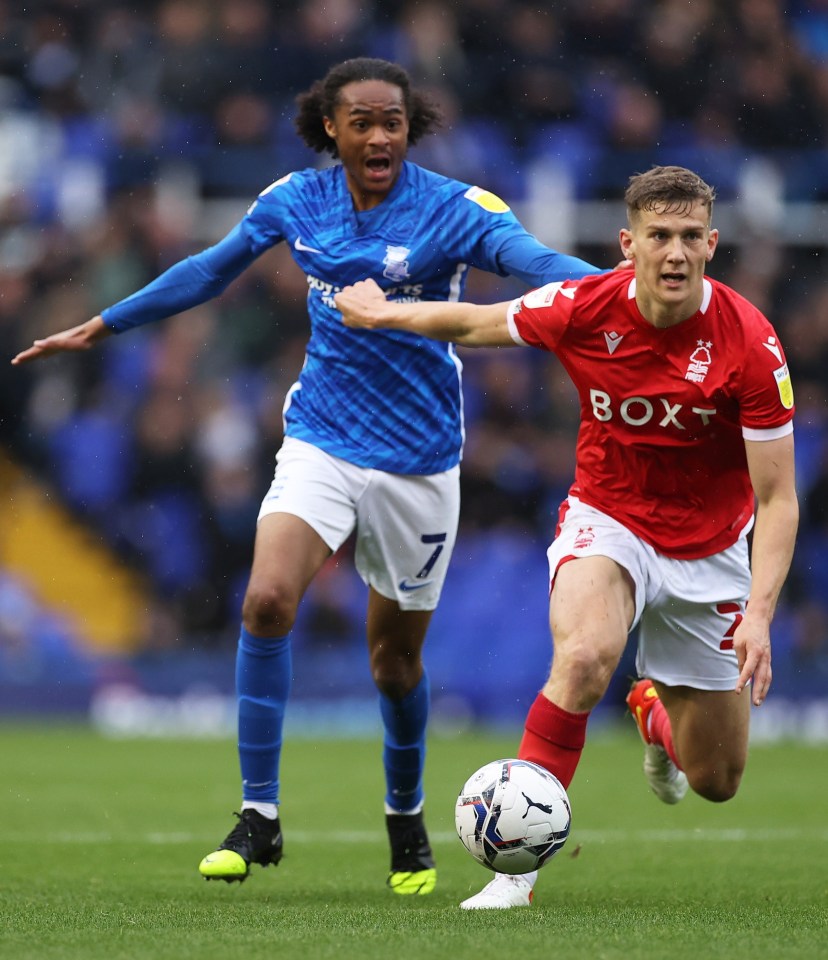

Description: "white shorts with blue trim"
258 437 460 611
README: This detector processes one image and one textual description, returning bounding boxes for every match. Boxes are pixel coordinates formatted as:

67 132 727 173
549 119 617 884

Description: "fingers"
12 339 72 365
734 659 750 696
335 279 387 328
11 341 51 365
750 659 772 706
334 291 361 326
352 278 381 294
734 650 772 706
11 318 111 365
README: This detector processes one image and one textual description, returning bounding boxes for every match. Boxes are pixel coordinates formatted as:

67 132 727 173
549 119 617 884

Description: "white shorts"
547 498 752 691
258 437 460 611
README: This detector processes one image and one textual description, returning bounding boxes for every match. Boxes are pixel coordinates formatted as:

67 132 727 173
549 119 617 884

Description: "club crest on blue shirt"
383 245 411 282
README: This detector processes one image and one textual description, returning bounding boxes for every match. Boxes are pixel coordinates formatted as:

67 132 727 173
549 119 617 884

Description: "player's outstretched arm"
11 315 113 366
335 279 515 347
733 433 798 705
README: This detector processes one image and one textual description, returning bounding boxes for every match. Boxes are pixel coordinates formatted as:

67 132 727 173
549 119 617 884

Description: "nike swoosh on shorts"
398 579 434 592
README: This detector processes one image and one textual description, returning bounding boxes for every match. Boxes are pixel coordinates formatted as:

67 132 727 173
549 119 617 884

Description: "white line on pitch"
31 827 828 845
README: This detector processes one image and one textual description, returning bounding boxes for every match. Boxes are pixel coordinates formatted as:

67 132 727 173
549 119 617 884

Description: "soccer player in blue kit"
12 58 604 894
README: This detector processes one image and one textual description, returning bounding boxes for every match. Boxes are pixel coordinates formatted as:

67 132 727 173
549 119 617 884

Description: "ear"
706 228 719 261
322 116 336 141
619 228 634 260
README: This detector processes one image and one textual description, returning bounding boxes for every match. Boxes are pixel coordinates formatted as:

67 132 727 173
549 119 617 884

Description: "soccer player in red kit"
335 165 798 909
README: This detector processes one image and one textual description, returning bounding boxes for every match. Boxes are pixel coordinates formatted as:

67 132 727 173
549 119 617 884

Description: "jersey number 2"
717 602 744 650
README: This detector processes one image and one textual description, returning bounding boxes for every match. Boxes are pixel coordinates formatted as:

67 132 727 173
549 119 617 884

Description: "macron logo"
294 236 323 254
604 331 624 355
762 337 783 363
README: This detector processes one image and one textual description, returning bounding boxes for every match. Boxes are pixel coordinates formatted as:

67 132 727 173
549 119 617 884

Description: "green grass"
1 724 825 960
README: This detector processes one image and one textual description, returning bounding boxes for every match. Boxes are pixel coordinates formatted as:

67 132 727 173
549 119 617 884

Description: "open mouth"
662 272 686 285
365 155 392 177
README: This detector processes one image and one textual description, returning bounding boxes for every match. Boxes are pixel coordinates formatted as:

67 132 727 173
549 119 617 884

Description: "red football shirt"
507 271 795 559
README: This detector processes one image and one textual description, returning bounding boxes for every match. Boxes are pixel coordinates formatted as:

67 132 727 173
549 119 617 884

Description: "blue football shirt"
103 160 601 474
241 161 599 474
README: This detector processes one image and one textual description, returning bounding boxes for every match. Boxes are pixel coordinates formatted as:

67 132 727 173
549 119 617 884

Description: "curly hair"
625 165 717 224
294 58 443 156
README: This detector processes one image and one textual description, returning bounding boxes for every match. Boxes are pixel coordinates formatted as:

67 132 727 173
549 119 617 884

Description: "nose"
368 124 390 146
665 236 686 262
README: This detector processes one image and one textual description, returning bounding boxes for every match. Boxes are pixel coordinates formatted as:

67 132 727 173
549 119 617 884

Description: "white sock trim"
241 801 278 820
384 800 424 816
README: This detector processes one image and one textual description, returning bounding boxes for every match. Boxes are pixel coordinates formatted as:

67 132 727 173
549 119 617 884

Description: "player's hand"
732 613 772 706
11 315 112 365
335 279 391 328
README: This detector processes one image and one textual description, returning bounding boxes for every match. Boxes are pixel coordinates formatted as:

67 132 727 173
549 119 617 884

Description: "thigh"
545 556 635 710
354 466 460 612
246 511 332 600
550 555 636 642
546 497 653 629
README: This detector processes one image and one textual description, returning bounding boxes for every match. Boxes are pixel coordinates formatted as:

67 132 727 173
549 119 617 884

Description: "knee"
370 645 422 700
242 582 299 636
686 761 744 803
551 634 620 708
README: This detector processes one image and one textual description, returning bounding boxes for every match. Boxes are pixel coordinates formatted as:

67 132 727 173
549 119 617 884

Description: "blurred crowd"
2 0 828 204
1 0 827 695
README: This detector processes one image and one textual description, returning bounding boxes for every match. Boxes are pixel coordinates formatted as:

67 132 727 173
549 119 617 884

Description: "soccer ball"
455 758 571 874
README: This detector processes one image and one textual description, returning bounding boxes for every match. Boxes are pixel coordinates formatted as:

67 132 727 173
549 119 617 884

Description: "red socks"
647 697 682 769
518 694 590 789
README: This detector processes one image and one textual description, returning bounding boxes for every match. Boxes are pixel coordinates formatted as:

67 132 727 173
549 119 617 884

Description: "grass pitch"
1 723 825 960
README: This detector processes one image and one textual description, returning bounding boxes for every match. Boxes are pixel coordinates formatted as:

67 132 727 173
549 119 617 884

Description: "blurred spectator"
154 0 218 118
378 0 467 92
211 0 282 99
272 0 368 94
634 0 717 126
200 92 277 198
590 78 666 200
499 4 581 142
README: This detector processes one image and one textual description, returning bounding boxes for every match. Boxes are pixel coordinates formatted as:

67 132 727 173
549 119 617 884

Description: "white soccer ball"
455 758 572 874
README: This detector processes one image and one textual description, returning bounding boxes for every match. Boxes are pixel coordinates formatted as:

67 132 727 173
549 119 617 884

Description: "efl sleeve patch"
773 363 794 409
464 185 511 213
522 282 575 308
248 173 294 211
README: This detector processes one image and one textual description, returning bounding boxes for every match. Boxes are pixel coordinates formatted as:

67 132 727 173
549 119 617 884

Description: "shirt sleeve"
101 223 260 332
438 186 602 285
506 281 580 351
239 174 292 254
493 229 604 286
738 332 796 431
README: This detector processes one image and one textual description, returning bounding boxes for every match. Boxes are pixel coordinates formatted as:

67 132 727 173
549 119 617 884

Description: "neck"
636 288 704 329
345 166 401 213
353 196 383 212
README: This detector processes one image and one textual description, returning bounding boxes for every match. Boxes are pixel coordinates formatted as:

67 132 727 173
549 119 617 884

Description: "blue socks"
236 626 291 805
380 672 430 813
236 627 428 814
